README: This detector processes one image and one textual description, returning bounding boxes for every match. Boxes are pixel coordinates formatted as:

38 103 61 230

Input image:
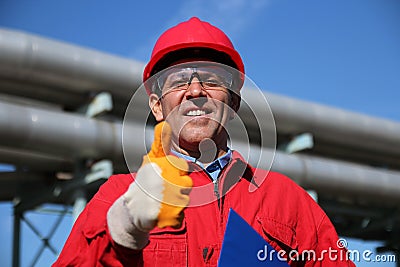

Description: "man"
53 17 355 266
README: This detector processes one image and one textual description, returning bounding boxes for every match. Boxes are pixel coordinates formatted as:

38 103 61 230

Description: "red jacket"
53 151 355 266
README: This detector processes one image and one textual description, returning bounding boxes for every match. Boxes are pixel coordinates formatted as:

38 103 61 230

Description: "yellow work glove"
107 122 193 250
142 121 193 228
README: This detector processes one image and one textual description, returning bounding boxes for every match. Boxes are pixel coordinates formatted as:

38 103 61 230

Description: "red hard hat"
143 17 244 90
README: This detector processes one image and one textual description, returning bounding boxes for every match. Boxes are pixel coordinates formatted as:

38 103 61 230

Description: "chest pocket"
257 217 299 264
143 221 188 267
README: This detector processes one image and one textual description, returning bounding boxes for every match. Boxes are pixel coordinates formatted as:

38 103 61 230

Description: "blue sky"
0 0 399 266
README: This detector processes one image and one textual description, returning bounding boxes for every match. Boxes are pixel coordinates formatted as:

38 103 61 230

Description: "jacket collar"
187 150 260 195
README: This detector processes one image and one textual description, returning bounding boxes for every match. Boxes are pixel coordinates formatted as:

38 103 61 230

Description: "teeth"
186 110 206 116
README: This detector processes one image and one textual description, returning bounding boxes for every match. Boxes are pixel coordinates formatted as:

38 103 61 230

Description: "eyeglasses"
156 64 233 97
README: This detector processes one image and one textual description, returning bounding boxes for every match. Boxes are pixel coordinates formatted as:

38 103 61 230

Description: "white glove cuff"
107 163 164 250
107 197 149 250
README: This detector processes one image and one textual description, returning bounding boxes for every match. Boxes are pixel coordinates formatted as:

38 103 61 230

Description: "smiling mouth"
185 109 210 116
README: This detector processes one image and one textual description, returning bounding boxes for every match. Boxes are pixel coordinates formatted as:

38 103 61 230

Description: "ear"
229 93 241 120
149 94 164 121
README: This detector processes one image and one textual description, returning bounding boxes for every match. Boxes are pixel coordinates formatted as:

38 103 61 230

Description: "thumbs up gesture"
121 121 192 234
108 122 193 249
142 121 193 228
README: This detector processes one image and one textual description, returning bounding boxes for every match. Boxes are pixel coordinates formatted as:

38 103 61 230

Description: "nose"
185 78 206 98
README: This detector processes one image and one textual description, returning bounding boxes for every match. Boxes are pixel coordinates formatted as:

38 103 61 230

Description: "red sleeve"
52 174 144 267
306 214 356 267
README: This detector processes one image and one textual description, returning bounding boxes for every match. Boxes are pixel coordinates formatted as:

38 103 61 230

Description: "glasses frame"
154 62 234 97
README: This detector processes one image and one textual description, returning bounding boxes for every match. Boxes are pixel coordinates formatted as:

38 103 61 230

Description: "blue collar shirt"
172 149 232 182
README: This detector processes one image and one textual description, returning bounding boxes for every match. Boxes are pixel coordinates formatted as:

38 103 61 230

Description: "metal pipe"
0 80 86 109
1 98 398 205
0 100 146 163
0 28 399 161
0 28 143 98
269 148 400 204
258 91 400 158
232 142 400 205
0 147 72 172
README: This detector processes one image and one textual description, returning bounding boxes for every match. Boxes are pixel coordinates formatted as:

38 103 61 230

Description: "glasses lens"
157 63 233 94
160 68 192 91
196 67 233 89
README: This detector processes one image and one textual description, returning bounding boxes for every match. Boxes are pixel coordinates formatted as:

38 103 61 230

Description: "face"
149 62 240 156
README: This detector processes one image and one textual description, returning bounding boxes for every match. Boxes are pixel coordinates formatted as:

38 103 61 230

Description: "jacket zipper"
192 160 234 214
213 180 221 208
195 164 222 208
